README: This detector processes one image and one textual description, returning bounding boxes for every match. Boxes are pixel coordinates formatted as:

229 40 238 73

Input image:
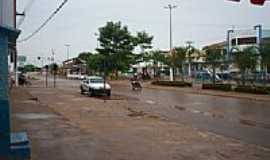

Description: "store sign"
0 0 15 28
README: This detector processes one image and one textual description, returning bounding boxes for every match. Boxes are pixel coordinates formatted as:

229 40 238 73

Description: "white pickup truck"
80 76 111 96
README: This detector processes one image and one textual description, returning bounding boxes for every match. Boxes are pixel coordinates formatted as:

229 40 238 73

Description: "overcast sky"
16 0 270 65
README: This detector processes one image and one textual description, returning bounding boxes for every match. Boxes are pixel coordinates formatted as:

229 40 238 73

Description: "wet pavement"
11 77 270 160
112 84 270 148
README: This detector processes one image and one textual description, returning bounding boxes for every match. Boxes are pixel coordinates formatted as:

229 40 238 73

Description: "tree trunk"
263 64 267 86
241 70 246 86
181 64 185 82
212 64 216 85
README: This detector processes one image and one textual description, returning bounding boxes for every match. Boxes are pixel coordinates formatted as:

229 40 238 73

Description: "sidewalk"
111 80 270 102
10 87 95 160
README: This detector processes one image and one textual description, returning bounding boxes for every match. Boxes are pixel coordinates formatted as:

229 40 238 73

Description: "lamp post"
164 4 177 81
227 29 234 61
65 44 70 60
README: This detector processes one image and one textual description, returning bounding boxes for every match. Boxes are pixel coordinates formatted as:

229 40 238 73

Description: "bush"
202 84 232 91
151 81 192 87
234 86 270 94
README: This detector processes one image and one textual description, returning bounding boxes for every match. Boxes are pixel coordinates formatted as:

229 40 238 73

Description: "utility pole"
51 49 57 88
186 41 193 77
65 44 70 60
164 4 177 81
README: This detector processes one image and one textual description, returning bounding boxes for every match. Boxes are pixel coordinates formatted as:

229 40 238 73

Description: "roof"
86 76 103 80
63 57 86 64
202 41 226 50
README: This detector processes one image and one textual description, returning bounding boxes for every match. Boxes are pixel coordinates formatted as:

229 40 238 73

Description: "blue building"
0 0 31 159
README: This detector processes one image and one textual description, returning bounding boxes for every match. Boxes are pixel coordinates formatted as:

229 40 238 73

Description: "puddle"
239 119 270 130
22 100 38 104
29 97 38 101
22 97 39 104
95 95 126 100
239 119 257 127
145 100 155 105
174 105 186 111
15 113 58 120
127 107 146 117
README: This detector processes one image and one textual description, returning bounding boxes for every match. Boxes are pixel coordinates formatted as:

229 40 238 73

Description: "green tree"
205 47 225 84
167 47 187 81
260 42 270 85
186 43 200 77
23 64 38 72
234 46 258 86
78 52 92 61
96 21 137 77
86 53 105 75
136 31 153 52
148 50 167 78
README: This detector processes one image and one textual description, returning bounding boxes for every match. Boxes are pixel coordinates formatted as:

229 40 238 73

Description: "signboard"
18 55 26 67
0 0 15 28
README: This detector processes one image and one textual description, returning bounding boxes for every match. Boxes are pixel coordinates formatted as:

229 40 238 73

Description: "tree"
260 42 270 85
96 21 137 77
136 31 153 52
205 47 225 84
148 50 167 78
167 47 187 81
78 52 92 61
234 46 258 86
23 64 38 72
86 53 105 75
186 43 200 77
96 21 154 78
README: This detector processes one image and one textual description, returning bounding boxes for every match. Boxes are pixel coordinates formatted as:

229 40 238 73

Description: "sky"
16 0 270 65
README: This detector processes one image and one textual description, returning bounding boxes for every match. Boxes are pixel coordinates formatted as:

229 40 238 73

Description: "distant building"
62 58 87 77
203 28 270 72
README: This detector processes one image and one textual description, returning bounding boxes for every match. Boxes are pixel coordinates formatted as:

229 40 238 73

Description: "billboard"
0 0 15 28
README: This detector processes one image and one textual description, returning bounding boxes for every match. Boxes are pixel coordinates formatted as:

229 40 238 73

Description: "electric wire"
18 0 69 43
17 0 37 28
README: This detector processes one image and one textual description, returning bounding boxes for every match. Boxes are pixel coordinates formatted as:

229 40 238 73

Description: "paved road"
111 83 270 148
39 77 270 148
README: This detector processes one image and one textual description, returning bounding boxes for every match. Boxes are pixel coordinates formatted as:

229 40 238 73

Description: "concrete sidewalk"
111 80 270 102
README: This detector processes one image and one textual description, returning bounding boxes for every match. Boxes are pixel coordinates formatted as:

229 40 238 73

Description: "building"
0 0 31 158
203 27 270 72
62 58 87 78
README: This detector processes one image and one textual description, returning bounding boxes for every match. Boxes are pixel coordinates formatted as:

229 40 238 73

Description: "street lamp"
254 25 262 48
164 4 177 81
65 44 71 60
186 41 194 77
227 29 234 60
94 32 99 49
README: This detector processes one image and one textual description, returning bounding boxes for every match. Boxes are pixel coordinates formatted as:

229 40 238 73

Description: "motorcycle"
131 80 142 90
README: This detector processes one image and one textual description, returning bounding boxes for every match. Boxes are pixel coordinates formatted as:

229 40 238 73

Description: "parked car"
80 76 111 96
217 73 233 81
194 71 221 83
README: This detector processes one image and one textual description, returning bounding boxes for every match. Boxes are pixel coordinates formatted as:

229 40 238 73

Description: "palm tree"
168 47 187 81
204 47 225 85
148 50 167 78
186 43 200 77
234 46 258 86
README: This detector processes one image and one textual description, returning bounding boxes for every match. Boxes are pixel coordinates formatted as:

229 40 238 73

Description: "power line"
18 0 69 43
17 0 37 28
